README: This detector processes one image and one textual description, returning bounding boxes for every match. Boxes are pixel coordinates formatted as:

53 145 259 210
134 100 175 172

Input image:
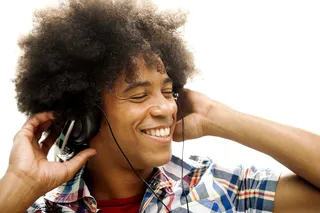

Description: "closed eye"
131 94 147 100
162 90 174 98
130 90 173 102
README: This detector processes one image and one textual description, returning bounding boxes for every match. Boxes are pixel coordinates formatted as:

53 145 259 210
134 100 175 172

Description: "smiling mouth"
141 127 171 138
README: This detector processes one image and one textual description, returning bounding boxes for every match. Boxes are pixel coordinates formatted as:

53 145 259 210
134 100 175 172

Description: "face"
96 59 177 170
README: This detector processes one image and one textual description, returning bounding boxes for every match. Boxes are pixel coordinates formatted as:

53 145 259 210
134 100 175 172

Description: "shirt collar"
43 155 210 209
44 165 92 201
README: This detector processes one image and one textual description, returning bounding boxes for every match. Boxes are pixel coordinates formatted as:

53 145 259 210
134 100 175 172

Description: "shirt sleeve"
212 163 281 212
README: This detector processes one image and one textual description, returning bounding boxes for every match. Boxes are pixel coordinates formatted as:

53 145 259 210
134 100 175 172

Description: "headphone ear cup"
70 109 101 146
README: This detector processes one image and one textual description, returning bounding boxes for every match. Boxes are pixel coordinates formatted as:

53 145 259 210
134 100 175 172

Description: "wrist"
1 170 42 201
203 101 239 138
0 171 42 213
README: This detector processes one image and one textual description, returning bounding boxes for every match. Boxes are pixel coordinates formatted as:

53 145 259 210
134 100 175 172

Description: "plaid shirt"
27 155 280 213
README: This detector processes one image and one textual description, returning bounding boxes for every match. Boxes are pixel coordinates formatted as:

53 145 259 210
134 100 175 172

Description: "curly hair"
14 0 196 125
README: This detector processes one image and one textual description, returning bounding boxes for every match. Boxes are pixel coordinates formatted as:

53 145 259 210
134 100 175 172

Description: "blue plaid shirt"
27 155 280 212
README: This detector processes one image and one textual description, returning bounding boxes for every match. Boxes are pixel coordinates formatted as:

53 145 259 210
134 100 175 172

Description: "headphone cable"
95 104 172 213
175 96 190 213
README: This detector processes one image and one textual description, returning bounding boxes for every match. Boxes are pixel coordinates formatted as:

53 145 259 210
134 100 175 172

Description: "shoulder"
162 155 281 212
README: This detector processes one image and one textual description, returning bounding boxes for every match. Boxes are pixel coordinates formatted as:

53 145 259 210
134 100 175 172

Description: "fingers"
39 121 60 156
174 115 191 142
63 148 97 180
173 119 183 142
40 129 59 156
176 88 193 121
173 113 204 142
23 112 54 132
15 112 54 144
35 119 54 142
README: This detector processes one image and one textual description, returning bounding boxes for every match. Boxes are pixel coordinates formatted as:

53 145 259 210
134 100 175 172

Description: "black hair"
14 0 196 126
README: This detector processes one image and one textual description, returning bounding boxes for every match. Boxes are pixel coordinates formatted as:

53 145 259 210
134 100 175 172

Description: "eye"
130 94 148 102
131 95 147 99
162 89 174 98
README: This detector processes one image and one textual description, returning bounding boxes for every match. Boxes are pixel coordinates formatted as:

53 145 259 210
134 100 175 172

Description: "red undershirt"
96 194 143 213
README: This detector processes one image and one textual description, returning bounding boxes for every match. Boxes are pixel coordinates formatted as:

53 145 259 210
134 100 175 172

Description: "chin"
138 149 172 169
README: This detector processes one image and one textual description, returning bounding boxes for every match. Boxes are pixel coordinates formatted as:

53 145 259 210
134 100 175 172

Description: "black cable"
95 104 172 213
175 96 190 213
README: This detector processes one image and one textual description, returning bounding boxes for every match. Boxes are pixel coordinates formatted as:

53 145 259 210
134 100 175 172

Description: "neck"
84 162 153 200
84 137 154 200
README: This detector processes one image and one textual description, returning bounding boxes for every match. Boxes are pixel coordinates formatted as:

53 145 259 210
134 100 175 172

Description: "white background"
0 0 320 177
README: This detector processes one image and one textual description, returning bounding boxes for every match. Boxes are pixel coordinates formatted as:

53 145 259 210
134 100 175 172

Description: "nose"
149 95 176 118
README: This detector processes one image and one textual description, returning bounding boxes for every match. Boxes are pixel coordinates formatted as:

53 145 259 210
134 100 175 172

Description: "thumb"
173 119 183 142
173 113 203 142
63 148 96 180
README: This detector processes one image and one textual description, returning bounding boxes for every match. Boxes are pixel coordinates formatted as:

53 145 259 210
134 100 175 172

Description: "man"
0 0 320 212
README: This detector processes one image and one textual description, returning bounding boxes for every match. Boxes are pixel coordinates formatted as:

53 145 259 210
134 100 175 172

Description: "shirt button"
151 182 158 189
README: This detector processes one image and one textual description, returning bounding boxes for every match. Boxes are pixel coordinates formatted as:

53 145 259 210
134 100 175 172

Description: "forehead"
116 57 169 87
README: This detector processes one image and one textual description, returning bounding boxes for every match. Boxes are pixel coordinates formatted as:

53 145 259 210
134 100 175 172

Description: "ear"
69 109 101 146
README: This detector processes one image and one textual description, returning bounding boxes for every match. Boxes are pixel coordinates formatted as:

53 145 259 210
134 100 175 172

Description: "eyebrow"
123 77 173 93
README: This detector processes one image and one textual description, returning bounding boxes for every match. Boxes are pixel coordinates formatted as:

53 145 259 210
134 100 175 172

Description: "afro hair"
14 0 196 125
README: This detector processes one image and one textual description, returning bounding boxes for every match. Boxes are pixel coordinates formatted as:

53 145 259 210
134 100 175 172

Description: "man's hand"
173 88 226 141
6 112 96 197
173 88 320 212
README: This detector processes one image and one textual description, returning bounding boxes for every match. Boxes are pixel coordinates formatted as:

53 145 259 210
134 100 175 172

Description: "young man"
0 0 320 212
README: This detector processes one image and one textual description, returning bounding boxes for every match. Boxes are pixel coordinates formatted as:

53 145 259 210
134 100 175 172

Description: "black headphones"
66 91 179 146
67 108 102 146
60 92 186 212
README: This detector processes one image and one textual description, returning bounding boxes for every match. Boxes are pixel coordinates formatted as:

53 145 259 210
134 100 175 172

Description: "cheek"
173 101 178 114
106 98 177 128
108 103 149 127
169 100 178 119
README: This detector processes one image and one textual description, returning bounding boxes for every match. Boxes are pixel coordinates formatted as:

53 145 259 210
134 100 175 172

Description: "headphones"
66 108 102 146
65 91 179 147
59 91 187 212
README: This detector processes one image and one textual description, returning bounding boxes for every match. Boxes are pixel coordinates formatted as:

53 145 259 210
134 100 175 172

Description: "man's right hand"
5 112 96 197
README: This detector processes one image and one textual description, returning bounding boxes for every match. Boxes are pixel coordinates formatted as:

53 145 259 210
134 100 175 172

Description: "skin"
0 60 320 212
0 113 97 213
175 89 320 212
85 61 177 200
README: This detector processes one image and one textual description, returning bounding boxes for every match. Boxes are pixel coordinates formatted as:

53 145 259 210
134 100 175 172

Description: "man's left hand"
173 88 218 141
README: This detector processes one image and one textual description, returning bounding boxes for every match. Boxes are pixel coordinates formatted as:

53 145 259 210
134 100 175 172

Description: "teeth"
143 127 170 137
165 128 169 135
160 129 164 136
151 129 155 136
